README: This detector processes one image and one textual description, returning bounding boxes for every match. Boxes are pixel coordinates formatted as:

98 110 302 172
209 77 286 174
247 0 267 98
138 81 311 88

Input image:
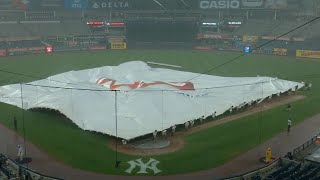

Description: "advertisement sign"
261 36 290 41
200 0 287 9
0 0 64 10
197 33 230 39
273 48 287 56
202 22 218 26
231 35 242 41
241 0 264 8
106 22 125 27
89 46 107 50
111 42 127 49
64 0 88 9
109 37 125 43
200 0 240 9
45 46 54 53
243 46 251 53
8 48 28 53
0 50 7 57
193 46 212 50
0 0 29 10
86 21 104 25
296 50 320 59
89 0 129 9
29 0 64 10
243 35 258 42
6 46 46 56
292 37 305 42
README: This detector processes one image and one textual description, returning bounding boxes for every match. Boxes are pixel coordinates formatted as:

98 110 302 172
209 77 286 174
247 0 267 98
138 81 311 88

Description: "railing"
221 134 320 180
220 158 281 180
292 136 317 156
0 153 63 180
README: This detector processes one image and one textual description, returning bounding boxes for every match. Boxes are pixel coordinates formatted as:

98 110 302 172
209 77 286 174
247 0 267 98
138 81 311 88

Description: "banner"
64 0 88 9
7 46 46 56
243 35 258 42
273 48 287 56
261 36 290 41
111 42 127 49
296 50 320 59
200 0 240 9
89 0 129 9
197 33 230 39
193 46 212 50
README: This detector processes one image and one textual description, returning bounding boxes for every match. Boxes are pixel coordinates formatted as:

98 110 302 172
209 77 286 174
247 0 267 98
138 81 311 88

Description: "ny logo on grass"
125 158 161 174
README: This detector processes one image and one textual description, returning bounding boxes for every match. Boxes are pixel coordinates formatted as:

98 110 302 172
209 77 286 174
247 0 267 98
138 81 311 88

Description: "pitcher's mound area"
108 95 305 156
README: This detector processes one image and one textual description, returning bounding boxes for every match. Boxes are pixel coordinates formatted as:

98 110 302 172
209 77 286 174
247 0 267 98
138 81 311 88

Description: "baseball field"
0 49 319 175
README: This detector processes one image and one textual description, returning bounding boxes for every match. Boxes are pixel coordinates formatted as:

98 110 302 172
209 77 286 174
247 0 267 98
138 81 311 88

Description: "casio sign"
200 0 240 9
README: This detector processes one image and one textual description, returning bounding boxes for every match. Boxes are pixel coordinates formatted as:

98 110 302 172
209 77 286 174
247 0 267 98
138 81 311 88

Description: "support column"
246 10 249 20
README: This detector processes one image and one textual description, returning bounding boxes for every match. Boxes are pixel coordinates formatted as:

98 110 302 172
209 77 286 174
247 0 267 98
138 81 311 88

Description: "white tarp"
0 61 303 140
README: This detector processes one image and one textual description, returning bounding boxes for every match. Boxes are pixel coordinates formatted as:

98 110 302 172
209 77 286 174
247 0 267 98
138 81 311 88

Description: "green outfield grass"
0 50 320 175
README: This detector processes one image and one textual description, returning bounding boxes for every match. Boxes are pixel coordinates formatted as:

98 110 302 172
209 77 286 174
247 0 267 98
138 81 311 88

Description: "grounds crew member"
162 129 167 139
287 118 292 135
13 116 17 131
185 121 189 131
171 124 176 135
265 147 272 163
17 145 24 161
153 130 158 143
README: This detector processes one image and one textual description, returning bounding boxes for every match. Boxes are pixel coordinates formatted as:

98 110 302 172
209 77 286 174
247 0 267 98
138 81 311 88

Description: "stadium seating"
265 162 320 180
0 154 16 179
235 18 319 40
296 20 320 39
0 21 90 38
0 41 6 49
26 11 55 20
0 153 62 180
235 19 280 36
0 24 30 37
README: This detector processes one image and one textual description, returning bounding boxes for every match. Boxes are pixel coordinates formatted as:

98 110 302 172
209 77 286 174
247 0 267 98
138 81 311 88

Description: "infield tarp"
0 61 303 140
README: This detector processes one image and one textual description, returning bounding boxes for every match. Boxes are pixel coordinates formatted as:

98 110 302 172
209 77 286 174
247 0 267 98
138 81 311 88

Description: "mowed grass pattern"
0 50 320 175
